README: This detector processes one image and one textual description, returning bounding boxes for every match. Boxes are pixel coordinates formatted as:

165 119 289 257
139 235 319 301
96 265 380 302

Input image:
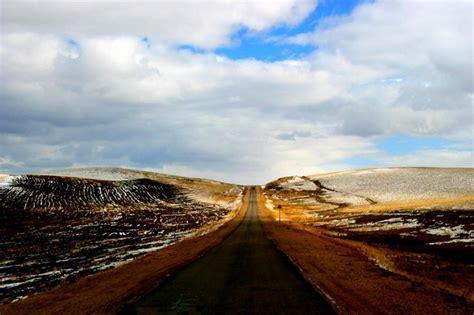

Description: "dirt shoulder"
0 189 249 315
256 187 473 315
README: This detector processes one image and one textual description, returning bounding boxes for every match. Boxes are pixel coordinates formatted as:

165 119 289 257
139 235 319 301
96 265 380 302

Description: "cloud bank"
0 0 472 183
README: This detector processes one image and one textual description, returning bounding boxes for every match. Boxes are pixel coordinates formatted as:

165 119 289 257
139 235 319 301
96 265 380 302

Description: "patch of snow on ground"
0 175 16 187
265 197 274 210
379 217 403 223
228 198 242 211
324 193 370 206
309 168 474 204
422 225 472 238
37 168 142 181
327 218 356 227
280 176 317 191
189 188 243 211
429 238 474 245
349 218 420 232
451 204 474 210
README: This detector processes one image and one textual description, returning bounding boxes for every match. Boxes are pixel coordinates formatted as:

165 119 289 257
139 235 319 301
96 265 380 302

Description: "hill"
0 168 243 303
262 167 474 308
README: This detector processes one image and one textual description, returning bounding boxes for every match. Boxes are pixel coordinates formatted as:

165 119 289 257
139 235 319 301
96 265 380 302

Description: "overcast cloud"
0 0 472 184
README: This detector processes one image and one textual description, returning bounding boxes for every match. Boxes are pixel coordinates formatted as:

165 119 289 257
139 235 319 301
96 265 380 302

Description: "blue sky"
217 0 367 61
377 136 454 155
0 0 472 183
343 135 458 169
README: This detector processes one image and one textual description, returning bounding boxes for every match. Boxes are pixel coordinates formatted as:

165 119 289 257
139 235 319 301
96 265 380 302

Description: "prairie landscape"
0 167 473 314
1 0 473 314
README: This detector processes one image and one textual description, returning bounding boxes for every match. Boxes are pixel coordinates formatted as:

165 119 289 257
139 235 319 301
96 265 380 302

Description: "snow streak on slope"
0 171 243 303
0 175 179 210
311 168 474 203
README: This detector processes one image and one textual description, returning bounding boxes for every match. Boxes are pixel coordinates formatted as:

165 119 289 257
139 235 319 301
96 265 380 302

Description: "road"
120 188 334 314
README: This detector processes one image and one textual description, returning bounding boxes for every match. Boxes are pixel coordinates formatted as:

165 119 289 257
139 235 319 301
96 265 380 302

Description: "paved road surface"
120 188 334 314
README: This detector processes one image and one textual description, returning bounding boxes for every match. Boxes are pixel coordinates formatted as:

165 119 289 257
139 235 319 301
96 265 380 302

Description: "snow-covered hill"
267 167 473 206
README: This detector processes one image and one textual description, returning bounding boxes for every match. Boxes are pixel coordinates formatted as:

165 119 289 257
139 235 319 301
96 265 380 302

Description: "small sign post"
278 205 281 223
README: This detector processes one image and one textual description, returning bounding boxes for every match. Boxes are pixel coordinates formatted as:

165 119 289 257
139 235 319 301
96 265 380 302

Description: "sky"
0 0 472 184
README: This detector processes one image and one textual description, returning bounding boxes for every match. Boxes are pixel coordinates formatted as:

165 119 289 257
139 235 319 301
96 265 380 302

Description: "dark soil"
0 175 230 303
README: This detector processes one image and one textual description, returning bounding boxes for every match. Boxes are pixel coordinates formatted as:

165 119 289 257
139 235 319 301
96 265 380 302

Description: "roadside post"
278 205 281 223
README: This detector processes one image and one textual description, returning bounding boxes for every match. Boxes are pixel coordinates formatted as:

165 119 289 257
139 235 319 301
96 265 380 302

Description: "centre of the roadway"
121 188 334 314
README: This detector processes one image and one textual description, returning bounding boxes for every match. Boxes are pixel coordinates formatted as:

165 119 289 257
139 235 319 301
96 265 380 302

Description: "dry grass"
258 187 474 315
339 196 474 214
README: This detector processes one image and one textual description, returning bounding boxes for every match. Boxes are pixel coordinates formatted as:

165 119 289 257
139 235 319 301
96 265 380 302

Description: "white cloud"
299 0 473 138
1 0 316 50
0 0 472 183
0 156 23 167
1 33 343 111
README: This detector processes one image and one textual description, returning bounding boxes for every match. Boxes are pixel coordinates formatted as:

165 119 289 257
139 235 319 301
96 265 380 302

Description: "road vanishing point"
121 188 335 314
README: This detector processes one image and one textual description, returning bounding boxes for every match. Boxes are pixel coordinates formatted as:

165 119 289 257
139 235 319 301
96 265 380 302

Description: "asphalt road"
120 188 334 314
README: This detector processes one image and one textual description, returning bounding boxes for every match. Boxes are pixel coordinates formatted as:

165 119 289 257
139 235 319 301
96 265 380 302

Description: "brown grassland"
257 187 474 315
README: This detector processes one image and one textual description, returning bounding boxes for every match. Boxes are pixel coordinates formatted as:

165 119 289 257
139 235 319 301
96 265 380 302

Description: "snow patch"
429 238 474 245
349 218 420 232
265 198 274 210
422 225 472 238
309 168 474 204
0 175 16 187
327 218 356 227
280 177 317 191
